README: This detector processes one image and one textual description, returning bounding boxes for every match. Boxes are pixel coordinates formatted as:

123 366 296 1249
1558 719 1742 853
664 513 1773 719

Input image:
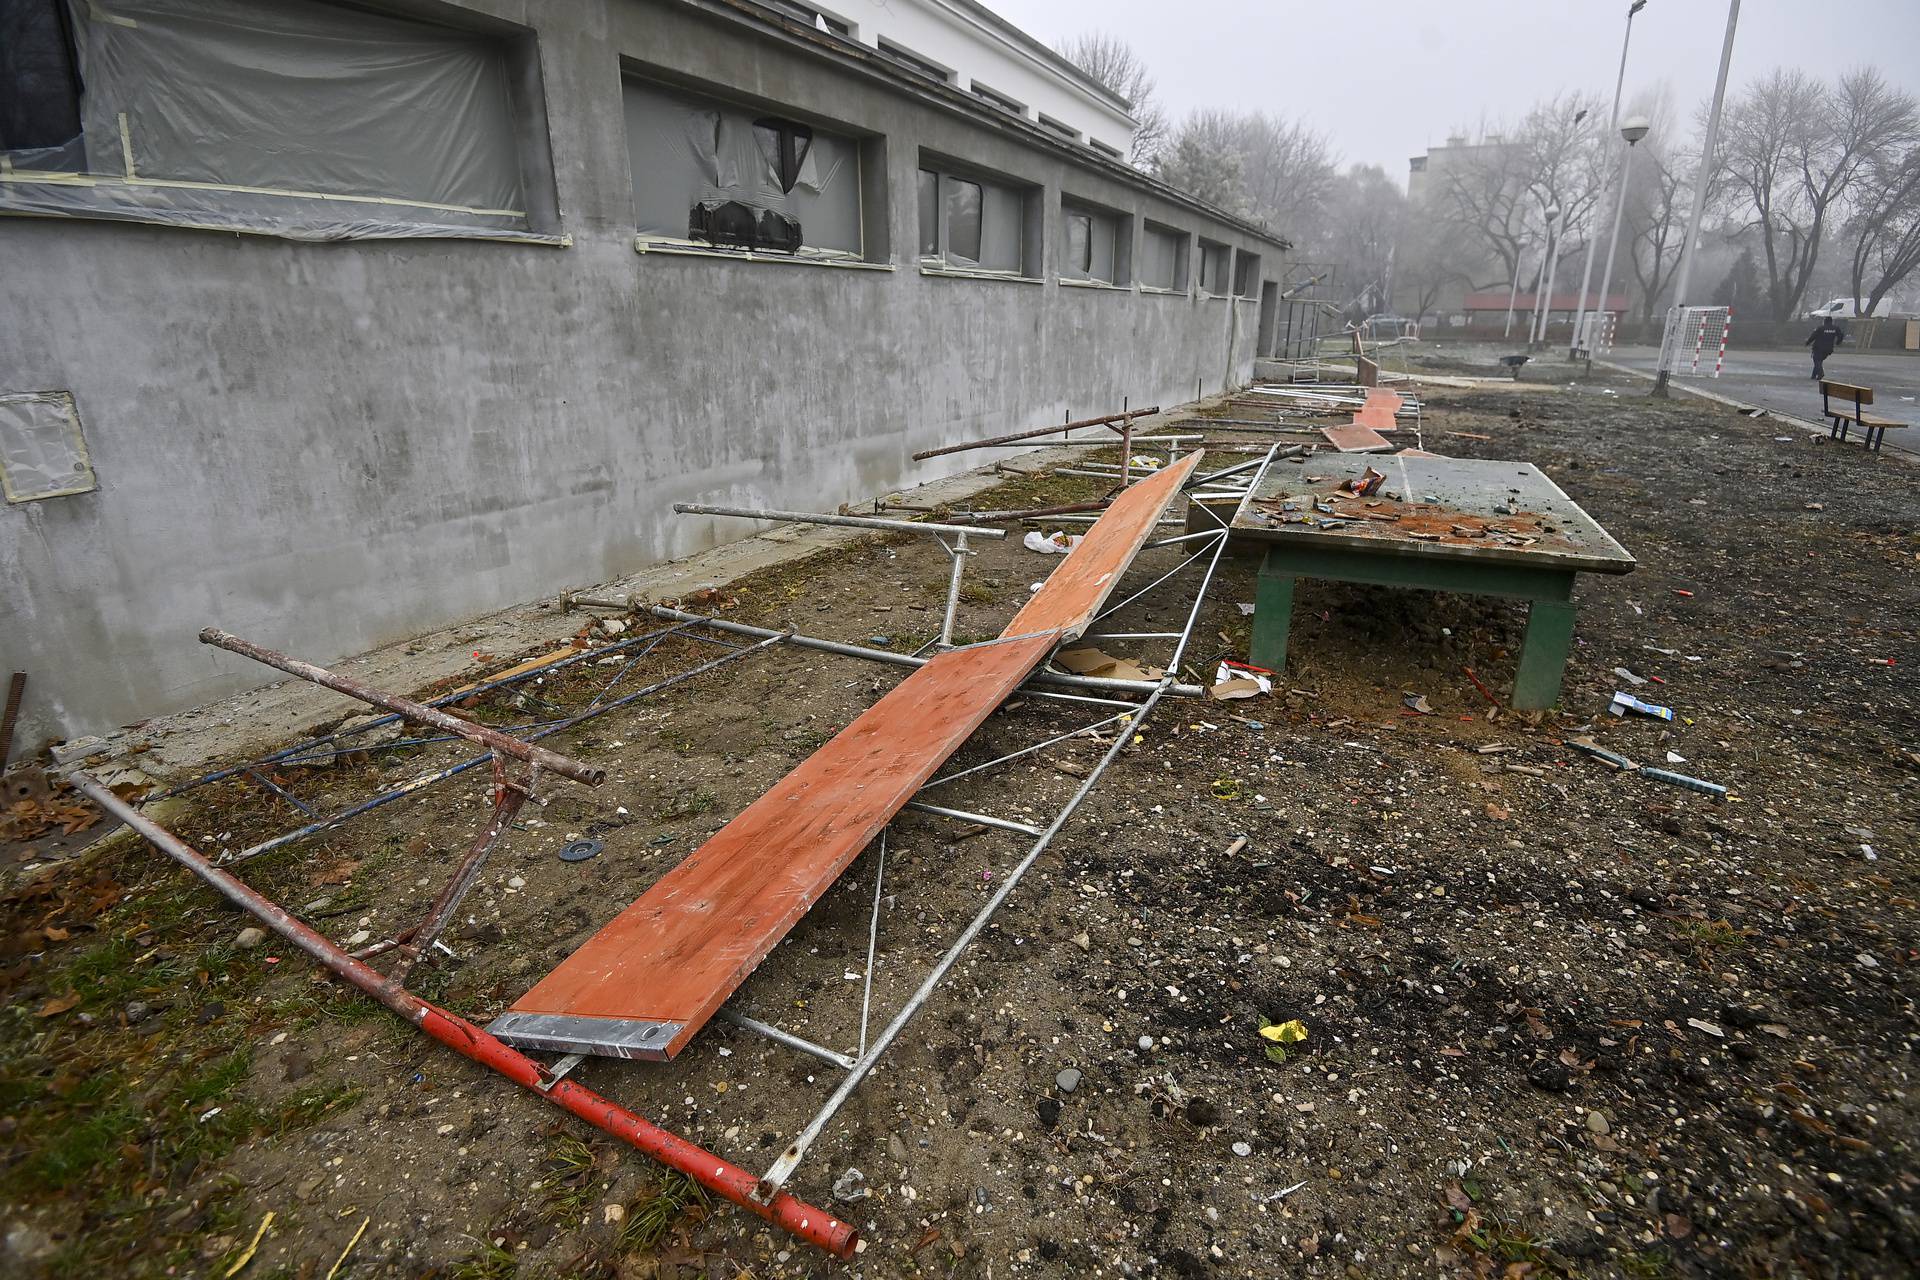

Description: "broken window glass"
1066 212 1093 276
753 117 814 194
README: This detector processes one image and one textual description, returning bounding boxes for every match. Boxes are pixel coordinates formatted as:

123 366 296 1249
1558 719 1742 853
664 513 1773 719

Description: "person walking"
1805 316 1844 380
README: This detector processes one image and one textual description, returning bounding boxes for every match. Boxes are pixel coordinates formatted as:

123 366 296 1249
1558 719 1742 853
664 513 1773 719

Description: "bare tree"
1426 96 1603 292
1055 32 1166 167
1229 113 1339 249
1626 137 1690 321
1716 67 1918 320
1846 144 1920 313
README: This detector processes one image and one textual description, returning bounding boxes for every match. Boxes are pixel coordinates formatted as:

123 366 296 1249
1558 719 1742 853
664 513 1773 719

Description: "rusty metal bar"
910 406 1160 461
199 629 605 787
69 771 858 1259
672 503 1005 540
386 753 530 984
0 672 23 770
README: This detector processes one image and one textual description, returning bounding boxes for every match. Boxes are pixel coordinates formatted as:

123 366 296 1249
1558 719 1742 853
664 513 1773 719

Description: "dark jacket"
1805 323 1844 357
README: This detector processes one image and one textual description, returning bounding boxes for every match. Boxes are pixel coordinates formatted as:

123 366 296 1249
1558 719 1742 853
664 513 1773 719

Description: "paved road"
1603 344 1920 459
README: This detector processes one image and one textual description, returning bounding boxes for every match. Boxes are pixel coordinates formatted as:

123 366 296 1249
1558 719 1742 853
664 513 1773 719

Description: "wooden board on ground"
489 629 1059 1060
1000 450 1203 640
492 450 1205 1061
1321 424 1394 453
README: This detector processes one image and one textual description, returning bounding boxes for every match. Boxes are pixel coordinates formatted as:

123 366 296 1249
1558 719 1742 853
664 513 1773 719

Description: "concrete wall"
0 0 1278 744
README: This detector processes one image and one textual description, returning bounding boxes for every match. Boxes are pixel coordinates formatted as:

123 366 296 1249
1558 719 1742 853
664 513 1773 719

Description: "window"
1059 198 1127 285
0 0 548 242
625 78 864 259
878 39 951 84
1089 139 1123 160
970 81 1026 117
1141 222 1188 291
1234 250 1263 298
918 161 1026 274
1197 239 1231 294
768 2 853 38
1038 114 1081 142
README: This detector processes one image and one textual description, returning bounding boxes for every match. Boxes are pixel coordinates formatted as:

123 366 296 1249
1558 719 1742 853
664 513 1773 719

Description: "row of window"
775 2 1126 158
0 0 1268 292
630 79 1262 294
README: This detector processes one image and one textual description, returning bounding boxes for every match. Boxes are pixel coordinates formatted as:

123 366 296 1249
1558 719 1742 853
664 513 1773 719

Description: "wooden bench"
1820 380 1906 452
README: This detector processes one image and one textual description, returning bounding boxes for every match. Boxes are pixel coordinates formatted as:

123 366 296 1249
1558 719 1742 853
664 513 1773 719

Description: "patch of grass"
270 1080 362 1136
450 1237 519 1280
653 786 718 821
1672 918 1753 960
1450 1207 1571 1274
616 1170 711 1254
1623 1248 1675 1279
539 1133 601 1224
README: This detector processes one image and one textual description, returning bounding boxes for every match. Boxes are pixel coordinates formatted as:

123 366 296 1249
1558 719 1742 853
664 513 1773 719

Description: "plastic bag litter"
1210 659 1274 700
1023 530 1081 555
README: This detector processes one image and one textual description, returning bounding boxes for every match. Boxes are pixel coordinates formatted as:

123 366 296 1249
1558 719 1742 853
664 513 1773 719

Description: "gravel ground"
1 376 1914 1279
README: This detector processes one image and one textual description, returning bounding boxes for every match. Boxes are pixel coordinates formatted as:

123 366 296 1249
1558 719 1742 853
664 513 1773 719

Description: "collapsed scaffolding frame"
81 442 1277 1258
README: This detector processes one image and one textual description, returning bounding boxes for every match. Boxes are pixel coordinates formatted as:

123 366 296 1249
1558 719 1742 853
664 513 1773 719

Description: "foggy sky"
988 0 1920 184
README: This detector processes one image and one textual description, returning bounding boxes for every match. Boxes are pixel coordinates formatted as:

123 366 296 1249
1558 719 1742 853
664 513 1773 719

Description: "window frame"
917 157 1033 280
0 0 563 245
1196 238 1232 297
625 74 879 266
1139 221 1190 293
877 38 952 84
1057 195 1130 288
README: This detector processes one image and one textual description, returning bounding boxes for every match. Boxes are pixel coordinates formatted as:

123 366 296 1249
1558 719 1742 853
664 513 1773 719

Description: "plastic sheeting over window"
1060 202 1118 284
1141 223 1186 291
917 165 1022 274
625 77 862 259
0 0 548 242
1198 240 1231 295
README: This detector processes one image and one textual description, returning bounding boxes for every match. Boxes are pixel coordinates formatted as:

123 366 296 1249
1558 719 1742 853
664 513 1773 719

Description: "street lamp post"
1527 206 1561 347
1570 0 1648 359
1592 116 1651 361
1536 209 1568 349
1654 0 1740 397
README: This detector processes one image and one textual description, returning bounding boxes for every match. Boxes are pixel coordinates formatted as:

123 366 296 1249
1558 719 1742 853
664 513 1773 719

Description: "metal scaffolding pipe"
639 606 1205 698
199 629 605 787
69 772 857 1259
910 406 1161 461
672 503 1004 540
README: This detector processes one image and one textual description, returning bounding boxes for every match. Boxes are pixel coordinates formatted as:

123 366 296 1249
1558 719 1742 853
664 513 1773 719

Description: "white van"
1805 296 1892 319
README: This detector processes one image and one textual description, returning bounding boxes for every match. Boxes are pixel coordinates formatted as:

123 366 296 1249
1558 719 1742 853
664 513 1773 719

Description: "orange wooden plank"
1000 450 1203 641
1321 424 1393 453
1353 389 1403 431
490 629 1059 1060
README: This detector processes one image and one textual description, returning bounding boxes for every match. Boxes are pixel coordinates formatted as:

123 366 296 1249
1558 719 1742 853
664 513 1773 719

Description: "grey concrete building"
0 0 1289 744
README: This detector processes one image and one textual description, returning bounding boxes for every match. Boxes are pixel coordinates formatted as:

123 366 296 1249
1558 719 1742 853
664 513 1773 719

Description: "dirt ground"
3 370 1916 1280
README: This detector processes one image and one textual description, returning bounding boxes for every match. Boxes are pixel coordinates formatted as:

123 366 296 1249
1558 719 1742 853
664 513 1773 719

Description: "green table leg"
1513 598 1576 711
1249 549 1296 673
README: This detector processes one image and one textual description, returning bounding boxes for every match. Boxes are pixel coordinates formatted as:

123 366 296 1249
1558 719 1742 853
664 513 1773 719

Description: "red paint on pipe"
415 1008 858 1257
69 772 857 1260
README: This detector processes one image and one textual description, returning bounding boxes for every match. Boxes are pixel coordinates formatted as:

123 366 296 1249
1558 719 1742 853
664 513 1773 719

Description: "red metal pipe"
70 772 857 1259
